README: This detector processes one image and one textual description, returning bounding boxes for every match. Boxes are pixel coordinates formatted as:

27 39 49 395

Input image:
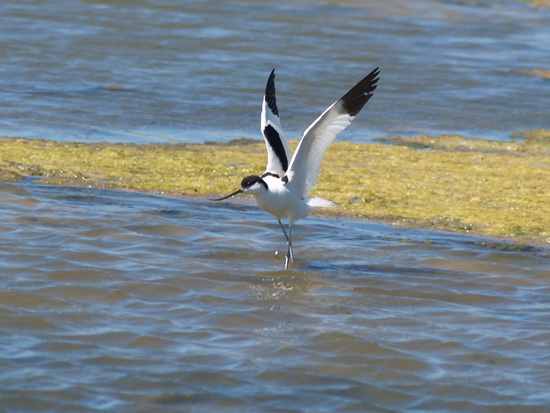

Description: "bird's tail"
306 197 335 208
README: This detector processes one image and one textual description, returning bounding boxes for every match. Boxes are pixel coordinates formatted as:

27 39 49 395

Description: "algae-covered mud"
523 0 550 7
1 130 549 244
518 69 550 79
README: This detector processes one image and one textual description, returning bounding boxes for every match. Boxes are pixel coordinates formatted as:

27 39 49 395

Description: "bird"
212 67 380 269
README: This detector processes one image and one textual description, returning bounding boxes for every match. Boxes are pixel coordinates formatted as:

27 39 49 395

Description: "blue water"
1 0 549 143
0 179 549 412
1 1 550 411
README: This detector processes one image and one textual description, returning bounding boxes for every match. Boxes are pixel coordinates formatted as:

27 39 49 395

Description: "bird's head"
210 175 267 201
240 175 268 194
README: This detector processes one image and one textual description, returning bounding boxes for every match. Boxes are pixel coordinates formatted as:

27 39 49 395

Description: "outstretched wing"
284 67 380 197
261 69 291 177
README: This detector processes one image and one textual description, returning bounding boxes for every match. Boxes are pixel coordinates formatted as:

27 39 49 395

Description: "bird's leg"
277 220 293 269
288 224 294 261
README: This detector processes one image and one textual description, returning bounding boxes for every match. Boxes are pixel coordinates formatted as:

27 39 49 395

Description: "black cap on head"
241 175 268 190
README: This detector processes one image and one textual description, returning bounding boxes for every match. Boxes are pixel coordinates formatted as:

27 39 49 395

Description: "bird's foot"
284 248 294 270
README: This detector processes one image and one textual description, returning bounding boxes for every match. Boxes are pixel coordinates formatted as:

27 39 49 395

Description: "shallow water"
1 2 549 409
1 0 549 143
1 179 549 412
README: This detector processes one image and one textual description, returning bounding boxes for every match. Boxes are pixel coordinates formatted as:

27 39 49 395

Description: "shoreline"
1 130 549 247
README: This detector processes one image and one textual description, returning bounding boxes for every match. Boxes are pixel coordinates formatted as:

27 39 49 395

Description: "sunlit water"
1 180 549 412
1 0 549 143
1 0 549 411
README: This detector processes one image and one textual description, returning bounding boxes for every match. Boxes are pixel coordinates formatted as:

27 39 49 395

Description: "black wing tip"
367 66 381 91
264 68 279 116
359 67 381 94
266 68 276 88
340 67 380 117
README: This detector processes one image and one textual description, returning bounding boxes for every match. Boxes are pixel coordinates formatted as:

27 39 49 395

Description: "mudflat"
1 129 548 244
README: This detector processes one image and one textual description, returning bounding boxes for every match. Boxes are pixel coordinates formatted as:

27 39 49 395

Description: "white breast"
254 176 310 224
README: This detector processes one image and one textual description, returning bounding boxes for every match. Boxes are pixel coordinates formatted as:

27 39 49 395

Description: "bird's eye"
241 175 259 187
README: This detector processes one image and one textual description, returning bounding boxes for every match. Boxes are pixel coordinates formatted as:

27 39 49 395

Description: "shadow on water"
1 180 549 412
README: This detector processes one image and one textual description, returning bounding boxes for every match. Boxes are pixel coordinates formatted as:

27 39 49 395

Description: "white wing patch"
284 68 380 198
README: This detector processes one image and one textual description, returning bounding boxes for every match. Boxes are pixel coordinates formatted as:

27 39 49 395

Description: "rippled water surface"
1 180 549 412
1 0 549 143
1 1 550 411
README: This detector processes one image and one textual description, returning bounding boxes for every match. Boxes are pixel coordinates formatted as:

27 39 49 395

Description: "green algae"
521 0 550 7
1 131 549 245
517 70 550 79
